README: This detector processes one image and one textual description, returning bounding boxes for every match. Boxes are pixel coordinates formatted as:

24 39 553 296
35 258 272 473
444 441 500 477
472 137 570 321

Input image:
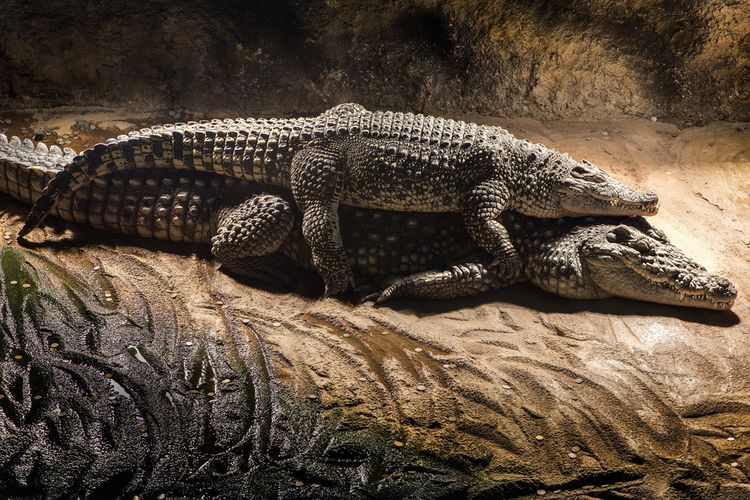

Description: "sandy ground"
0 108 748 497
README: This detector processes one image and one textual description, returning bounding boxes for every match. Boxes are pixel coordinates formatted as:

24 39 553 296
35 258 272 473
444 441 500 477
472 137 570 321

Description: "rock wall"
0 0 748 123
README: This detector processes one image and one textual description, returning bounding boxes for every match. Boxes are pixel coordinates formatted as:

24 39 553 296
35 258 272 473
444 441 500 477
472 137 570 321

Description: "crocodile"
18 103 659 296
0 135 733 309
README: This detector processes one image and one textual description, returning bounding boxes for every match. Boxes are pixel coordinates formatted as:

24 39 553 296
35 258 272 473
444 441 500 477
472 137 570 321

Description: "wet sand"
0 107 748 497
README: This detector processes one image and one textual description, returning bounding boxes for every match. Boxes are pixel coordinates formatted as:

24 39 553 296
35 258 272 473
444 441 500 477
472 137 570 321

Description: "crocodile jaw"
555 159 659 217
580 226 736 310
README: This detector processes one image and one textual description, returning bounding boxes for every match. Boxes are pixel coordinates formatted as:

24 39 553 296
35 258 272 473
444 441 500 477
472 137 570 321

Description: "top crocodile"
0 135 732 310
18 103 658 295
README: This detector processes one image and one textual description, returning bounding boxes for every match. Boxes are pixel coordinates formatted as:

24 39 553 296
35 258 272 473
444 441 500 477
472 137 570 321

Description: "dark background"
0 0 748 124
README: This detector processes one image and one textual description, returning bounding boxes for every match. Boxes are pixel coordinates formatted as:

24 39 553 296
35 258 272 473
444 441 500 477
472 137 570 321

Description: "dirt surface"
1 1 748 125
0 107 748 497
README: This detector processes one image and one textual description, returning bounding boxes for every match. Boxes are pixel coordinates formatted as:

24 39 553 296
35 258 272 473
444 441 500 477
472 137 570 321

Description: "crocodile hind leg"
290 145 354 296
211 193 294 275
368 255 523 303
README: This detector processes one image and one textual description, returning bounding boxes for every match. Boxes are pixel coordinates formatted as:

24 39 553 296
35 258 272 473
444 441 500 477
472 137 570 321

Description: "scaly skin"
0 135 732 309
18 104 658 295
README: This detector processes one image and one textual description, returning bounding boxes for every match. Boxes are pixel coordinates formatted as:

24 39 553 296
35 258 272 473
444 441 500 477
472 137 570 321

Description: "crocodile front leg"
211 193 294 275
291 144 354 296
462 180 523 282
368 255 517 303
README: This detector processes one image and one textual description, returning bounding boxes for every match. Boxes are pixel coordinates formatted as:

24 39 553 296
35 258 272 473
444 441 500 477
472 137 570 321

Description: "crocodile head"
516 148 659 217
541 220 736 310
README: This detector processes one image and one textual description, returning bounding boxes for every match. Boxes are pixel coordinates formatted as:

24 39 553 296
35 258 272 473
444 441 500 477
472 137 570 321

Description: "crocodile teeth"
23 138 35 151
10 136 21 147
0 133 7 144
50 145 63 156
36 142 48 154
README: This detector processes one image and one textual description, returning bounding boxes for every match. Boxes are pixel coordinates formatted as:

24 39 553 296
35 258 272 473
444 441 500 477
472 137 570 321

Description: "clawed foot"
490 250 524 284
315 250 356 297
359 278 403 305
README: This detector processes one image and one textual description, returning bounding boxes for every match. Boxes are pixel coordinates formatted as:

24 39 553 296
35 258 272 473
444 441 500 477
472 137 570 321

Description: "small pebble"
650 116 658 122
731 462 739 467
171 293 177 299
357 377 366 382
502 384 511 390
241 318 250 325
49 347 58 353
207 392 215 397
342 333 350 338
601 130 608 136
93 265 100 271
9 280 17 285
0 394 4 399
571 446 580 452
447 416 456 422
221 378 231 384
58 411 66 417
22 283 30 288
535 435 544 441
272 321 281 327
536 490 546 496
416 385 426 391
727 436 736 441
568 452 577 459
442 363 456 369
13 354 23 360
105 297 113 302
157 495 166 500
104 291 111 297
33 395 42 400
294 480 304 487
414 347 422 352
393 440 404 447
574 377 584 384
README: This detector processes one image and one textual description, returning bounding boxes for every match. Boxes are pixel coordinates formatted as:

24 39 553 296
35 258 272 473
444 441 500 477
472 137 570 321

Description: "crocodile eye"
572 166 588 176
606 225 634 243
571 165 606 183
631 239 654 253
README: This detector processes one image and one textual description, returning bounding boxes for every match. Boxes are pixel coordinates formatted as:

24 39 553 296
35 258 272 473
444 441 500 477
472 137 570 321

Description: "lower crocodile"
0 135 736 309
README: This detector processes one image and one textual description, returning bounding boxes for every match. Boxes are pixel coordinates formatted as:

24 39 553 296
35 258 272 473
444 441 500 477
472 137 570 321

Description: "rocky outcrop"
0 0 748 124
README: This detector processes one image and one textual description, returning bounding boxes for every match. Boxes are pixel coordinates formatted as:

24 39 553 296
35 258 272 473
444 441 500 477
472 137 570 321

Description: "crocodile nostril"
642 192 659 205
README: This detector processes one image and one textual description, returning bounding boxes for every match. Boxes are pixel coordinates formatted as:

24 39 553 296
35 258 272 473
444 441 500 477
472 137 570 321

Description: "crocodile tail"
18 125 215 237
18 138 122 237
0 133 75 210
